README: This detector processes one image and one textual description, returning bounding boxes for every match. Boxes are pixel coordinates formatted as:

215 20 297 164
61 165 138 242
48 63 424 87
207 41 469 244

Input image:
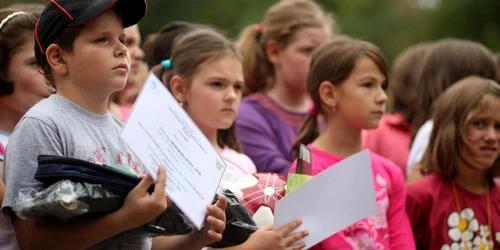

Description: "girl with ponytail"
290 36 415 249
235 0 334 175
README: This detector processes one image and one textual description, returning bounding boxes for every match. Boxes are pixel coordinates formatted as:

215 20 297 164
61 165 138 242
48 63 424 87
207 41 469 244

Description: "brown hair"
420 76 500 180
0 9 40 96
411 39 498 141
237 0 335 96
389 42 430 124
292 36 388 155
153 28 243 152
143 21 198 68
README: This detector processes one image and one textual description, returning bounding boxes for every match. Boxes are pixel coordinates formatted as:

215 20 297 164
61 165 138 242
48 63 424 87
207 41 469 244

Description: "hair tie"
161 59 172 70
308 103 319 117
257 23 264 32
0 11 26 31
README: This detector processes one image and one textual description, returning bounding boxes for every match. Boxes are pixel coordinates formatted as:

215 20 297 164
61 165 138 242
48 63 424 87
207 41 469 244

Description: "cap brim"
70 0 147 28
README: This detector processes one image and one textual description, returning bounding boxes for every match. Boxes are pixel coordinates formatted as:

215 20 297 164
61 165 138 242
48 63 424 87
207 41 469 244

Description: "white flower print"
441 242 460 250
472 236 492 250
479 225 490 238
461 240 473 250
447 208 479 242
496 232 500 243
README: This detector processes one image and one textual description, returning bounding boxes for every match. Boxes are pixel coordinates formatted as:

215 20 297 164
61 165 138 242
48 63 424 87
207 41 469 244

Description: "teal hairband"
161 59 172 70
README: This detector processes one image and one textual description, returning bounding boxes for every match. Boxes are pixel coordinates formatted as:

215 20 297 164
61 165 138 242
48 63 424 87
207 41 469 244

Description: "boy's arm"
152 235 207 250
2 117 169 249
13 210 131 250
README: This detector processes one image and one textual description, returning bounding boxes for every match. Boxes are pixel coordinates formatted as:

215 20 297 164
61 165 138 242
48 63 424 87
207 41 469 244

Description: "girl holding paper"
406 76 500 250
152 27 309 250
290 36 415 249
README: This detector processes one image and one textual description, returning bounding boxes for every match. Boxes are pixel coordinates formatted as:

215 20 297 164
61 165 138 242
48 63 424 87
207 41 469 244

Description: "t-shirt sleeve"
406 184 431 249
386 164 416 249
236 103 292 175
1 117 63 218
0 143 4 161
407 121 433 176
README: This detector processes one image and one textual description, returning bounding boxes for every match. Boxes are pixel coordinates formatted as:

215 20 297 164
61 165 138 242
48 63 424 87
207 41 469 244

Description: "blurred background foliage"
2 0 500 66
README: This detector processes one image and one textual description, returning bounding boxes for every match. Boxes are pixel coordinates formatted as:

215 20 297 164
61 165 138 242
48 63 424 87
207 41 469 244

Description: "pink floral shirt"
290 146 415 250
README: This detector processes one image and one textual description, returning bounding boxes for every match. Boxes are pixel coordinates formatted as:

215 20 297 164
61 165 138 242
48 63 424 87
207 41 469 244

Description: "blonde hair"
237 0 335 96
292 36 388 156
421 76 500 180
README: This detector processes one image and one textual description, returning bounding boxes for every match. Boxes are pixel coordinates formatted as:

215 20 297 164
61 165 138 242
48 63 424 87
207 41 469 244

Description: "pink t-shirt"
219 147 257 188
407 174 500 250
290 145 415 250
362 113 411 178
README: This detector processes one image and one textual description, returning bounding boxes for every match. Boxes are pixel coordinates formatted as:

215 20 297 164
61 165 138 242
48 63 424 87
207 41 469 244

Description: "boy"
1 0 227 249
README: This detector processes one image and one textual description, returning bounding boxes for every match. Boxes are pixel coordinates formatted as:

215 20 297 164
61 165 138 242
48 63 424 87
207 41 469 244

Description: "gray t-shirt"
1 94 151 250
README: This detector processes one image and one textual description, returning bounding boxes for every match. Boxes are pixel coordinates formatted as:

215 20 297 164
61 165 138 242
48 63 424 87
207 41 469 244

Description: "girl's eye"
381 83 388 90
210 82 224 87
494 123 500 130
95 38 107 43
473 121 486 128
362 82 373 88
234 84 243 90
300 47 315 54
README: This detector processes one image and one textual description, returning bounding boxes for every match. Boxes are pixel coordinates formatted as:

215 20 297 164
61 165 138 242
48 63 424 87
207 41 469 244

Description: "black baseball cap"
35 0 148 69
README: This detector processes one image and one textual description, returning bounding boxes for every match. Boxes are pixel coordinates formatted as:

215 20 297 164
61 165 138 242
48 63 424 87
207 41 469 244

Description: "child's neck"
454 165 490 194
312 116 362 158
266 82 310 113
0 105 22 133
57 86 110 115
199 125 222 153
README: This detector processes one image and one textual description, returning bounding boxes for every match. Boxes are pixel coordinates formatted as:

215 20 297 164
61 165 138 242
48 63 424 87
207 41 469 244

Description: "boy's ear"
45 44 68 76
169 75 187 104
319 80 338 111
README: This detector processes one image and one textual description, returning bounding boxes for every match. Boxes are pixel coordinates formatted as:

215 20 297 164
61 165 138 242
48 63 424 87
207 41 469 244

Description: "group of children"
0 0 499 249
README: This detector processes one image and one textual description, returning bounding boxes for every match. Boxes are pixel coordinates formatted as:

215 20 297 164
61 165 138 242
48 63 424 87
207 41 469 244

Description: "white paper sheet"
120 72 227 229
274 150 377 249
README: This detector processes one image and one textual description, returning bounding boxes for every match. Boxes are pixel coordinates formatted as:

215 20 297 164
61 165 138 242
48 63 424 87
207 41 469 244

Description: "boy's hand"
119 165 168 230
190 194 227 246
242 219 308 250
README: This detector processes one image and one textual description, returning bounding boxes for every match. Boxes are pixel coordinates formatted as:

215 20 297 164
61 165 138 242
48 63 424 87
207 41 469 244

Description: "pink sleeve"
387 166 416 249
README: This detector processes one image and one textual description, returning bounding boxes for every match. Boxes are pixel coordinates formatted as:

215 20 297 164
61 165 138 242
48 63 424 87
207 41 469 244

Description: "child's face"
184 55 243 132
3 35 53 114
464 95 500 170
64 10 130 94
334 57 387 130
272 27 329 92
124 25 144 75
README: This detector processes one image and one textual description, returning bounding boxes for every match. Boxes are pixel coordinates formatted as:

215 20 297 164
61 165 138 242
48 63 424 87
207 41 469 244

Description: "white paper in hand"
120 72 227 229
274 150 377 249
